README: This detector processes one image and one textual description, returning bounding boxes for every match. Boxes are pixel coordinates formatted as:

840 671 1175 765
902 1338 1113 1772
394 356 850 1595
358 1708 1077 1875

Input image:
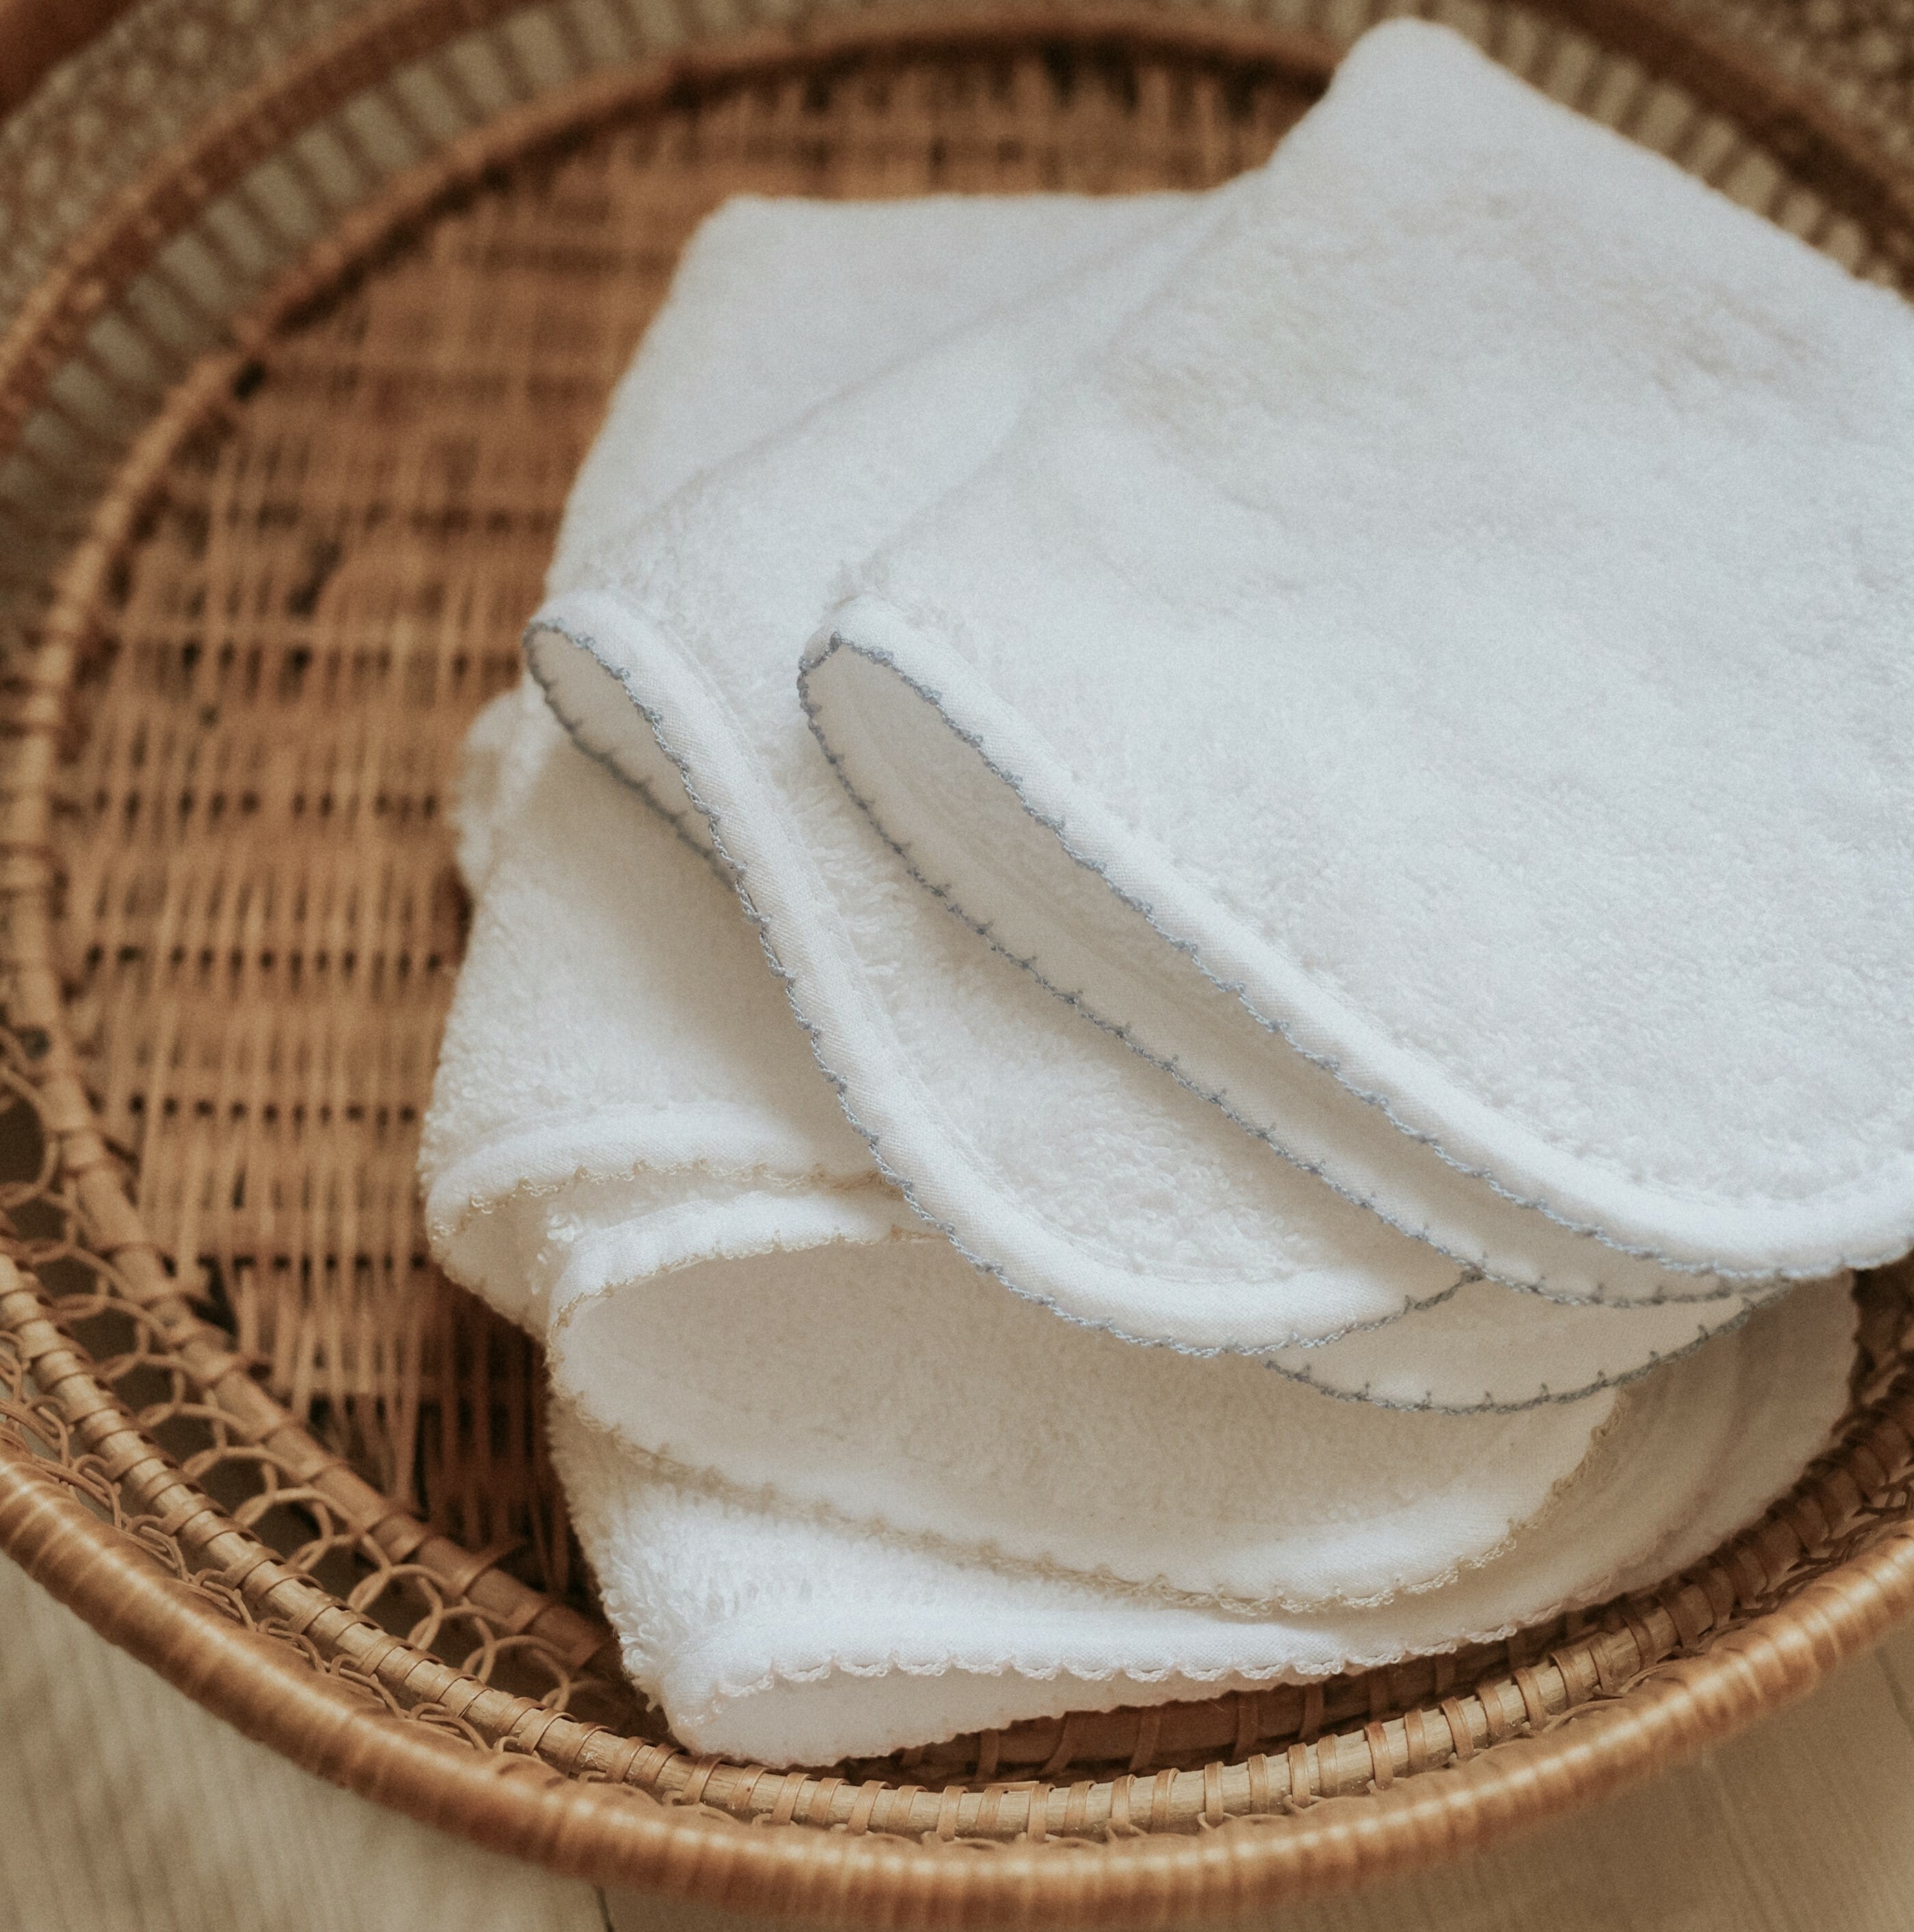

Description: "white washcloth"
806 18 1914 1296
554 1275 1855 1765
432 172 1858 1762
433 183 1191 1335
521 74 1794 1361
431 187 1632 1616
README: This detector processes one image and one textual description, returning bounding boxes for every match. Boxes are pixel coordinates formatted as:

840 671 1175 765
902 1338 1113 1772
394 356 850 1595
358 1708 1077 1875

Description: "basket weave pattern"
5 1 1914 1920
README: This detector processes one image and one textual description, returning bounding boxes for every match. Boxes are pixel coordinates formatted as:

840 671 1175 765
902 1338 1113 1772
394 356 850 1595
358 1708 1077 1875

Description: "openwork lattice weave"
4 1 1914 1921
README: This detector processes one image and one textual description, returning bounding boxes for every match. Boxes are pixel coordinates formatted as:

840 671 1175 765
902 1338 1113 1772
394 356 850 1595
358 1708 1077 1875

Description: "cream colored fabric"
549 1279 1851 1766
441 172 1857 1764
807 19 1914 1300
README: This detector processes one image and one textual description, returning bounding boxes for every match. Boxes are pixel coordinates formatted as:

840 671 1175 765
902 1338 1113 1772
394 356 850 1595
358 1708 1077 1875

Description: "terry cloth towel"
434 185 1859 1765
432 187 1633 1614
552 1275 1854 1766
450 188 1777 1415
805 17 1914 1296
518 42 1822 1362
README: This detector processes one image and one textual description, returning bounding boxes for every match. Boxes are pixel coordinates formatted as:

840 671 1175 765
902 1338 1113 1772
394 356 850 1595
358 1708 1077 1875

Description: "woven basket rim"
4 3 1914 1922
12 1434 1913 1916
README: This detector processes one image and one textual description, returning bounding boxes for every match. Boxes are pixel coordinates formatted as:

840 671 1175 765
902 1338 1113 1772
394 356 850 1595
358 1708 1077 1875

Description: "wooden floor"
5 1552 1913 1932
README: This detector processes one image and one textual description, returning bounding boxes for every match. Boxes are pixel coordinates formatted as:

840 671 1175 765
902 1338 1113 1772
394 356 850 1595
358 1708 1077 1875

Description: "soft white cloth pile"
424 21 1913 1768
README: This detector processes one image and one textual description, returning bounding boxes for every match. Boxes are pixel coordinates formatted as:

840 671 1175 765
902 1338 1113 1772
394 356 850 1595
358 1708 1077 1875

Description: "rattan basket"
4 0 1914 1922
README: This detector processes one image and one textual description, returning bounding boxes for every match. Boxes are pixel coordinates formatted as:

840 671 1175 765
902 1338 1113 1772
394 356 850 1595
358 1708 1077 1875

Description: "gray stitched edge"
523 616 1467 1362
800 628 1879 1294
519 611 1770 1413
543 686 731 884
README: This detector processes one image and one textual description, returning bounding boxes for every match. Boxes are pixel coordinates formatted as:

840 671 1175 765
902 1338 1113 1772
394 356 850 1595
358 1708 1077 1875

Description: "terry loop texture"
518 85 1813 1365
810 18 1914 1294
442 695 1779 1411
431 171 1861 1762
552 1276 1854 1765
431 187 1612 1613
449 695 1850 1756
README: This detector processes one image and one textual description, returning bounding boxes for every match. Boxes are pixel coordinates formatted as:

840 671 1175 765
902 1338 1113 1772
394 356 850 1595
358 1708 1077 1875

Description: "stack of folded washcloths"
422 20 1914 1768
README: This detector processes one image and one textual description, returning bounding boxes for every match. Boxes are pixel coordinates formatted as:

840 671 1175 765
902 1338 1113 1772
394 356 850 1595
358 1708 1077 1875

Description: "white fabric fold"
425 182 1628 1636
807 17 1914 1290
518 27 1833 1361
438 720 1621 1615
553 1275 1855 1765
437 699 1772 1407
427 133 1864 1764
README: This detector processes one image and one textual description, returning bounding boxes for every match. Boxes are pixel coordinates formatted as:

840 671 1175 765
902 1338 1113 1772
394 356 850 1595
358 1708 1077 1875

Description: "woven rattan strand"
3 2 1914 1924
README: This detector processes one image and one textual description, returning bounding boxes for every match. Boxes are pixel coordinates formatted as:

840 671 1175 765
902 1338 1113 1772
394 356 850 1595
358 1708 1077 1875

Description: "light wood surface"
6 1547 1914 1931
0 1552 602 1932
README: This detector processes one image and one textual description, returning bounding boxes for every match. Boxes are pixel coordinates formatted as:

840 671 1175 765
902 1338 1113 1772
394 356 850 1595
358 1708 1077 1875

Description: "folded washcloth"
430 189 1634 1622
433 181 1194 1341
431 126 1866 1762
554 1274 1852 1765
459 179 1777 1406
520 24 1855 1371
805 18 1914 1298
